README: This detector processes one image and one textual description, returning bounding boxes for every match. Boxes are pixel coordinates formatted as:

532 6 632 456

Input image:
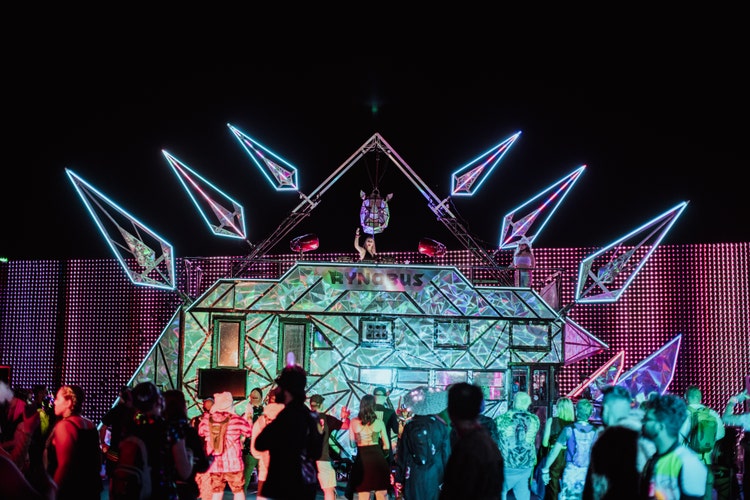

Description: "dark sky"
4 31 747 261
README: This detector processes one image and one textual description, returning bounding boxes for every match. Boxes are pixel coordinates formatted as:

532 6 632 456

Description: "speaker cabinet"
198 368 247 400
0 365 10 385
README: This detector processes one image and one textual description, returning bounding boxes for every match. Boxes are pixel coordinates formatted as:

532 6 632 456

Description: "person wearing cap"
242 387 264 492
197 391 253 500
512 238 536 287
308 393 350 500
254 364 324 500
440 382 504 500
372 387 399 461
394 385 451 500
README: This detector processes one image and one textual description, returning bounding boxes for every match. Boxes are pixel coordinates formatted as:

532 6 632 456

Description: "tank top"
45 416 103 499
355 425 381 447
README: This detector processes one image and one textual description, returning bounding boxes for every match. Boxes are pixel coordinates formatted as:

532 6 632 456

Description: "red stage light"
418 237 446 257
290 234 319 253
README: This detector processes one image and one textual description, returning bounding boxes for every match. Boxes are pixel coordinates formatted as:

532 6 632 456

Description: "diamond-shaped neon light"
450 132 520 196
162 150 247 240
66 169 176 291
499 165 586 249
228 123 299 191
575 202 688 303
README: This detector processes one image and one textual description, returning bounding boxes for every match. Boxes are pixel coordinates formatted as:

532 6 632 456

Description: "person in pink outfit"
199 391 253 500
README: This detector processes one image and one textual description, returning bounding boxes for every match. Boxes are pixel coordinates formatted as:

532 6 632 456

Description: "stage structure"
145 261 566 421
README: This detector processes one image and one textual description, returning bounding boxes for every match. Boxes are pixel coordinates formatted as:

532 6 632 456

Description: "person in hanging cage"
354 227 379 262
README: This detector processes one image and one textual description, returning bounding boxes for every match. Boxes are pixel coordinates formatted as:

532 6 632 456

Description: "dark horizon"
5 37 747 261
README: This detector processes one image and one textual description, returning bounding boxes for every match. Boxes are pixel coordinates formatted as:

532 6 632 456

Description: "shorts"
316 460 337 489
210 470 245 493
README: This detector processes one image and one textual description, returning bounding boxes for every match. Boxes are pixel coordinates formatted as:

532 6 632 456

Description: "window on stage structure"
511 367 529 396
474 371 507 401
279 320 310 373
213 317 244 368
531 367 549 406
434 319 470 349
360 317 394 347
312 324 332 350
435 370 468 391
509 321 552 351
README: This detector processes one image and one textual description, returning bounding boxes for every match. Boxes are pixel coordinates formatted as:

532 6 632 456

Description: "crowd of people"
1 373 748 500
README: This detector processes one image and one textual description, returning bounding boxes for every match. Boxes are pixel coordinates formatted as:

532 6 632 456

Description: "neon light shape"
227 123 299 191
567 350 625 399
66 169 176 291
563 318 608 366
575 201 689 303
450 132 521 196
360 189 393 235
162 150 247 240
616 334 682 404
498 165 586 249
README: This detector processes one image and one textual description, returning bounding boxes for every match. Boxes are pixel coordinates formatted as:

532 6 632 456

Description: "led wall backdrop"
0 242 748 424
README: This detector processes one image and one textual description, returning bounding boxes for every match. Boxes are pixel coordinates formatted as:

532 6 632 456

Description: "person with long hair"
354 228 378 262
348 394 390 500
512 239 536 287
540 397 575 500
118 381 193 500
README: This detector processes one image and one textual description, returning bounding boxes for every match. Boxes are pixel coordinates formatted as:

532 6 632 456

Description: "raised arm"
723 391 750 428
354 228 365 259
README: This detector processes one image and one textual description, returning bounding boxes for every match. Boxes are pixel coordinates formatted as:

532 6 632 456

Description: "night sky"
5 26 747 261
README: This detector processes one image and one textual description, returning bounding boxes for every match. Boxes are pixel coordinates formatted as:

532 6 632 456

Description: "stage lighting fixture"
418 237 446 257
290 234 319 254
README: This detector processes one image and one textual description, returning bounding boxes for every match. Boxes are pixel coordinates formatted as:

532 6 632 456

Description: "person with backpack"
113 381 193 500
679 385 725 500
198 391 253 500
640 393 708 500
541 398 598 500
393 385 451 500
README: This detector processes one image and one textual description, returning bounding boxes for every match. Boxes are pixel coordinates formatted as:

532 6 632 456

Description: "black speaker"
198 368 247 400
0 365 10 385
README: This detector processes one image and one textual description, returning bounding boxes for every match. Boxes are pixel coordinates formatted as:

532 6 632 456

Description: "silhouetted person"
440 382 504 499
255 364 324 500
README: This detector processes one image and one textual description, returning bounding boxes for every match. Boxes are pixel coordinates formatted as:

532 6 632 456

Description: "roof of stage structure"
3 33 747 261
